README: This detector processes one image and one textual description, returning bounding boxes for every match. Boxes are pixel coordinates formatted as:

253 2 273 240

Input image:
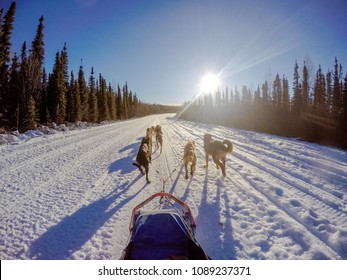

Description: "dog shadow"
109 157 136 174
28 175 145 260
195 170 237 260
108 142 139 174
167 164 184 194
119 142 139 154
180 174 194 202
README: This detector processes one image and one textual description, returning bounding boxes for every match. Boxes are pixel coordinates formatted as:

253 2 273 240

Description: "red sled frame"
129 192 197 233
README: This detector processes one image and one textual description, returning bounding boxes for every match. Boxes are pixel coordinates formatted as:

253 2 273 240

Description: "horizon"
2 0 347 105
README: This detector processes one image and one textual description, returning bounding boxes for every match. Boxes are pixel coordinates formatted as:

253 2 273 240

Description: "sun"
199 73 220 93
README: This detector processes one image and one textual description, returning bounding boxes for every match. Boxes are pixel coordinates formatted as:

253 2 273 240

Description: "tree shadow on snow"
28 174 145 260
195 171 237 260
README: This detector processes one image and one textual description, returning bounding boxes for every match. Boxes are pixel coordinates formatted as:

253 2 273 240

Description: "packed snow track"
1 114 346 259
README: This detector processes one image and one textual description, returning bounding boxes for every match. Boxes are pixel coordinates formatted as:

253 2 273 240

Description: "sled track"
0 123 133 222
166 117 346 259
0 124 118 176
1 115 346 260
234 137 347 200
224 169 341 259
232 147 346 219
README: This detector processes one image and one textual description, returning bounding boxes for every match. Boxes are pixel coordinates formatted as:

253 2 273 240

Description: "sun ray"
199 73 220 93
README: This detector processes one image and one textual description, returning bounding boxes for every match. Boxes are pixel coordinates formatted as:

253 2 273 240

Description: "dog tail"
132 162 140 168
223 139 233 153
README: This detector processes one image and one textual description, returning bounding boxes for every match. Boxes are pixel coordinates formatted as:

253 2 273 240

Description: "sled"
120 192 209 260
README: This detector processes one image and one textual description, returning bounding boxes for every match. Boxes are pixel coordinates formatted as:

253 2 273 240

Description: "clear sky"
2 0 347 105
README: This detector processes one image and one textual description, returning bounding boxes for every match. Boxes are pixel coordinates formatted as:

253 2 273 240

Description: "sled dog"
156 130 163 154
155 125 162 135
133 136 151 183
145 127 153 162
183 140 197 180
203 133 233 177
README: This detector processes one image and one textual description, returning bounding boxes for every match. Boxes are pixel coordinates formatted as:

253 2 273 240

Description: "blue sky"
2 0 347 105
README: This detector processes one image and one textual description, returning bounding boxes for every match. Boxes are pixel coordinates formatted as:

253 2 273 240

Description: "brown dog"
183 140 197 180
133 136 151 183
156 131 163 154
203 133 233 177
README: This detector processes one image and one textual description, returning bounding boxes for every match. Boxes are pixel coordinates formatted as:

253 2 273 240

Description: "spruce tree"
72 79 81 122
88 67 98 122
97 73 109 121
128 90 133 108
30 16 44 69
107 82 117 120
342 73 347 147
122 82 129 119
40 68 50 123
56 53 67 124
60 43 69 89
6 53 20 128
66 71 74 122
302 61 310 108
18 42 29 131
292 60 302 115
78 63 89 121
25 16 46 125
0 7 4 125
47 52 59 121
272 73 282 110
26 94 37 130
0 8 3 53
326 70 333 115
0 2 16 78
116 84 122 119
67 71 81 123
0 2 16 126
132 92 138 117
282 75 290 114
47 51 67 124
332 57 341 119
313 65 327 116
253 85 261 105
261 81 269 104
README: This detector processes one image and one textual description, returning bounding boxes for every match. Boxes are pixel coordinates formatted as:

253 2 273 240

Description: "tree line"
0 2 177 133
178 58 347 149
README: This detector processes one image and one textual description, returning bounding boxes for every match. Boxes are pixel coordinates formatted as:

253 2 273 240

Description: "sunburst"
199 73 220 94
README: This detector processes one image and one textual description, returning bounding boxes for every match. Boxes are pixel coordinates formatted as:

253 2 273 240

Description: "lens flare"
199 73 220 93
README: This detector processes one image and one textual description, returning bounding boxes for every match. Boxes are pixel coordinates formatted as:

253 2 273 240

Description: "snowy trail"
0 114 346 260
167 119 346 259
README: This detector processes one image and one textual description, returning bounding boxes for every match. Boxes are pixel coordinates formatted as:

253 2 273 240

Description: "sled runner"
121 192 209 260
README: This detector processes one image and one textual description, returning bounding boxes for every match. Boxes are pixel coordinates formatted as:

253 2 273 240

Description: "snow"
0 114 346 260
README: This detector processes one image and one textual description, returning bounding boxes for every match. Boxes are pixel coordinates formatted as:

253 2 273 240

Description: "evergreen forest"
177 58 347 150
1 2 347 150
0 2 177 133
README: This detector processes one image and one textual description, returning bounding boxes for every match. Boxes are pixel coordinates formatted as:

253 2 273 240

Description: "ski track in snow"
0 114 346 260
